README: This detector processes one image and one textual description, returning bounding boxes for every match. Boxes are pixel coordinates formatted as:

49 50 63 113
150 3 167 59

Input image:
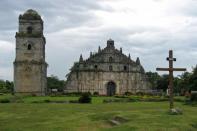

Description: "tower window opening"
27 44 31 50
27 26 33 34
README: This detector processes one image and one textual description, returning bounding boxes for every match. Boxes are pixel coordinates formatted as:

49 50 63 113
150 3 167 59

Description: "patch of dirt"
108 116 129 126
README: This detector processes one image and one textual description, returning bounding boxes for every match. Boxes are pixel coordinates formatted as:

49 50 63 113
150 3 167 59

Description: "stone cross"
156 50 186 109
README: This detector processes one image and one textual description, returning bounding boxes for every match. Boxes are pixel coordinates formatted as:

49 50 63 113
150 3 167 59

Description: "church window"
27 26 33 34
109 65 113 71
109 57 113 62
94 65 98 69
27 44 31 50
124 65 127 71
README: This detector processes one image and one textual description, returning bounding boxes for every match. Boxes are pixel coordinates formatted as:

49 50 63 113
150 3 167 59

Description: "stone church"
14 9 47 95
65 39 150 95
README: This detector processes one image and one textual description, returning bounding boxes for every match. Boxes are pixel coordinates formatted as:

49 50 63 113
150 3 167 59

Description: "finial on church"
98 46 101 53
128 53 131 59
120 47 122 53
107 39 114 48
90 52 93 57
79 54 83 62
136 57 140 65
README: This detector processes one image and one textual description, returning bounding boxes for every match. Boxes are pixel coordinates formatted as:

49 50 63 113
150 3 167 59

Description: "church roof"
64 40 148 81
83 39 135 64
68 39 145 73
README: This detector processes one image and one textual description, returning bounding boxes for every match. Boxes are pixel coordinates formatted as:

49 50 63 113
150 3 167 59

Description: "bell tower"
14 9 47 95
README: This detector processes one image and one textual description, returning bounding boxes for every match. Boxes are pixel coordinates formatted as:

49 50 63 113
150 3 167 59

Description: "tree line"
0 65 196 94
146 65 197 94
0 80 14 93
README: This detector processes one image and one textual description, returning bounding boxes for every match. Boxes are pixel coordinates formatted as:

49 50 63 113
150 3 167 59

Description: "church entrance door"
107 81 116 96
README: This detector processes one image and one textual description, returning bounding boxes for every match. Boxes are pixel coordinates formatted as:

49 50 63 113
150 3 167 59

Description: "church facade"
14 9 47 95
65 39 150 95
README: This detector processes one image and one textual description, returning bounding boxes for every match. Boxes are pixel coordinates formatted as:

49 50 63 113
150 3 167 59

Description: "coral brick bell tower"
14 9 47 95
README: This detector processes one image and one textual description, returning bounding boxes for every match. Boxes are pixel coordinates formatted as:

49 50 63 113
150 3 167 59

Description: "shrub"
78 92 92 103
31 93 37 97
87 92 92 96
136 92 144 96
191 93 197 101
124 92 133 96
0 99 10 103
69 100 79 103
93 92 99 96
44 99 51 103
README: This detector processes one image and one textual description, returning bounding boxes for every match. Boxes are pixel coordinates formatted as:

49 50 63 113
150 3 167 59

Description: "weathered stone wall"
65 71 149 95
15 38 45 62
14 62 47 95
19 19 43 34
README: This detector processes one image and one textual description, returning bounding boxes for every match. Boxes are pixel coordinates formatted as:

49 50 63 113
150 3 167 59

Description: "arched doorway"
107 81 116 96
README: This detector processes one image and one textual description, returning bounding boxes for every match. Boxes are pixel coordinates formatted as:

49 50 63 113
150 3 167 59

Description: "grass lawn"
0 95 197 131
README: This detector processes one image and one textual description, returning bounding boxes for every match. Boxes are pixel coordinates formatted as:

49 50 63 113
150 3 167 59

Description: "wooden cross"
156 50 186 109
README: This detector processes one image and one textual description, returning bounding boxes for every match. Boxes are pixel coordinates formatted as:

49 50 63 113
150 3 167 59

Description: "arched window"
94 65 98 69
124 66 127 71
27 44 31 50
27 26 33 34
109 65 113 71
109 57 113 62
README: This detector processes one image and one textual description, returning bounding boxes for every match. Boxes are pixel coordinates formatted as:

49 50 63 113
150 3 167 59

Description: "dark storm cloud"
1 0 197 80
0 0 106 80
0 0 106 32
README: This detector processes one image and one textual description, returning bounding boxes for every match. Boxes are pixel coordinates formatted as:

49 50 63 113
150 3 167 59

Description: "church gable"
69 39 145 73
85 40 135 64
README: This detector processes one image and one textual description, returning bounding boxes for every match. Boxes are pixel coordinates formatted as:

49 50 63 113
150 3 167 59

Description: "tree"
189 65 197 91
146 72 161 89
157 74 169 91
0 80 5 91
175 72 191 94
0 80 14 93
47 75 65 92
173 77 182 93
5 80 14 92
146 67 197 94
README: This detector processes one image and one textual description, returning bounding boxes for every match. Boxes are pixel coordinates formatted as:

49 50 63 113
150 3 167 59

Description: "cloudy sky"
1 0 197 81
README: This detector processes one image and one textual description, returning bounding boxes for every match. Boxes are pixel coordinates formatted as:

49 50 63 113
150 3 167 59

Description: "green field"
0 95 197 131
